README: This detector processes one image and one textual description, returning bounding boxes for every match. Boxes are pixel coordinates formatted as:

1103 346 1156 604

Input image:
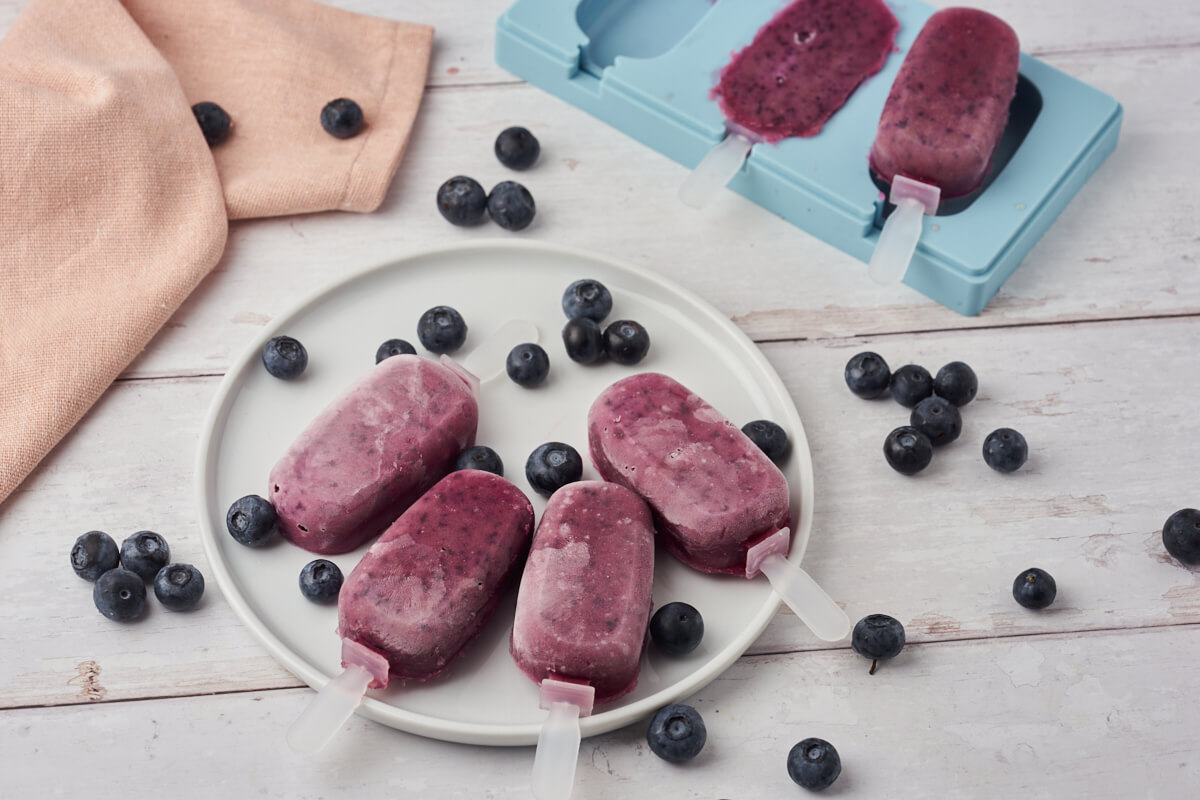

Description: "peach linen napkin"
0 0 433 504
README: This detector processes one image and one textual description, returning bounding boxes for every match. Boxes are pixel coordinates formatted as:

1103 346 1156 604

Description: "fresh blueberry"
299 559 344 604
883 426 933 475
603 319 650 365
375 338 417 363
525 442 583 496
436 176 488 226
154 563 205 611
646 704 707 763
649 602 704 656
742 420 790 464
787 738 841 791
562 317 605 364
192 101 231 147
487 181 536 231
71 530 119 582
844 351 891 399
561 279 613 322
933 361 978 406
1162 508 1200 566
1012 567 1056 610
120 531 170 582
851 614 905 674
93 568 147 622
226 495 277 548
890 364 933 407
454 445 504 476
494 126 540 170
320 97 364 139
262 335 308 380
982 428 1028 473
417 306 468 354
506 343 550 387
910 396 963 447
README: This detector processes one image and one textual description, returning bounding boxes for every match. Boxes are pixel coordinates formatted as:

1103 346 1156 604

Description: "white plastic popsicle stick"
678 133 754 209
746 528 850 642
287 638 390 754
530 679 595 800
867 176 941 286
461 318 539 384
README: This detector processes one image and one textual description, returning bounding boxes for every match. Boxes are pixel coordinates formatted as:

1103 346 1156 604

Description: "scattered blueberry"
603 320 650 365
120 531 170 582
562 317 605 364
910 396 962 447
506 343 550 387
844 351 891 399
417 306 468 354
299 559 344 604
454 445 504 477
262 335 308 380
320 97 364 139
70 531 120 582
883 426 933 475
1012 567 1057 610
787 738 841 792
933 361 978 406
649 602 704 656
494 126 540 170
889 364 933 407
154 563 205 611
375 338 417 363
192 102 231 147
742 420 790 464
525 442 583 496
561 279 613 322
93 568 148 622
1162 508 1200 566
487 180 536 231
982 428 1028 473
851 614 905 674
646 704 707 763
436 176 488 226
226 495 278 548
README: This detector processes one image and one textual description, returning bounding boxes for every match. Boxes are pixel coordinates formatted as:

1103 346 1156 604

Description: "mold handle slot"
679 133 753 209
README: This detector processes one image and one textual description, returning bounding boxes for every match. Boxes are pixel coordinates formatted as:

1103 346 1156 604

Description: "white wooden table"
4 1 1198 796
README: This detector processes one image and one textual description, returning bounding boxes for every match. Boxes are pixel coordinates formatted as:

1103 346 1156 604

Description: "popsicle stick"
867 176 941 285
461 318 539 384
286 663 372 755
530 679 595 800
678 133 753 210
746 528 850 642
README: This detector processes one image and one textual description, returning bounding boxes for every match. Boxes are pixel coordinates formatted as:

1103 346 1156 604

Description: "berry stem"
869 659 878 676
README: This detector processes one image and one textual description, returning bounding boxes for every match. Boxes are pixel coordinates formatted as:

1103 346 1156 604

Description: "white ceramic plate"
195 240 814 746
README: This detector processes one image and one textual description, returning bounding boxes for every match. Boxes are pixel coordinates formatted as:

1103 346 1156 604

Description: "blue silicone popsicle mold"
495 0 1123 316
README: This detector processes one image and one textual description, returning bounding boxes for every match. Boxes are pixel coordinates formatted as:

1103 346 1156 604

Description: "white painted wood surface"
2 1 1197 797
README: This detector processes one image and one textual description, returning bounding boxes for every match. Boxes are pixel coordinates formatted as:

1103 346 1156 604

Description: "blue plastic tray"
495 0 1122 315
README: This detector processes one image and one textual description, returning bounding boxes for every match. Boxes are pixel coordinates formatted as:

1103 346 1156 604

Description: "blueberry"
494 126 540 170
561 279 613 322
603 319 650 365
93 568 147 622
487 181 536 231
649 602 704 656
910 396 962 447
1162 508 1200 566
851 614 905 674
226 495 277 548
982 428 1028 473
883 426 933 475
562 317 605 364
506 343 550 387
299 559 344 604
375 338 417 363
71 530 119 582
742 420 790 464
154 563 205 611
933 361 978 406
454 445 504 477
120 531 170 582
646 704 706 763
787 738 841 791
262 335 308 380
436 176 488 226
844 351 891 399
890 364 933 407
1012 567 1057 610
192 102 231 147
320 97 364 139
525 442 583 496
417 306 468 354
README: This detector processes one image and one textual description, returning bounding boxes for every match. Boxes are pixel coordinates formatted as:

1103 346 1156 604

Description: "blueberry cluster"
190 97 366 149
436 127 540 231
559 279 651 367
71 529 205 620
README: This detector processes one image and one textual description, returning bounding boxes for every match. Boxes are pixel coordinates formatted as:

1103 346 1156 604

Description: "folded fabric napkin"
0 0 432 504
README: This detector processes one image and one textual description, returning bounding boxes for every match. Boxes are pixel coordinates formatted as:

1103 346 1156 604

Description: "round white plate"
195 240 814 746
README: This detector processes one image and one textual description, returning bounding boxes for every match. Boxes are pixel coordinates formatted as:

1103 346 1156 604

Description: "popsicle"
288 469 535 753
867 8 1021 284
680 0 899 207
588 373 848 641
510 481 655 800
